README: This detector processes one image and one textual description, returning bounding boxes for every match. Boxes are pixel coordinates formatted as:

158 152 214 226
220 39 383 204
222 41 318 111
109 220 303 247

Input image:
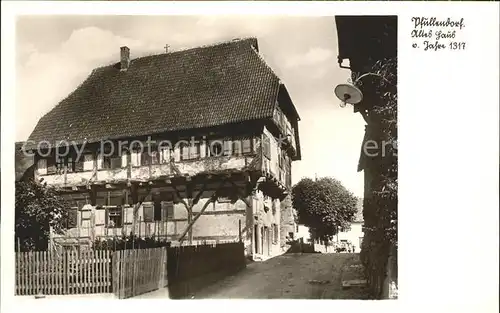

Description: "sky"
16 15 365 197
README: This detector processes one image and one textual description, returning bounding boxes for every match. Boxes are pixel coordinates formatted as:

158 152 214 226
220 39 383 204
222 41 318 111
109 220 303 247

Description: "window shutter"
232 140 242 156
121 153 128 168
181 144 189 160
160 148 171 164
94 208 106 226
223 140 232 156
47 156 56 174
68 209 78 228
174 146 181 162
150 150 159 165
199 142 206 158
154 200 162 221
242 138 252 154
104 207 109 226
141 150 150 166
74 155 84 172
96 154 103 170
37 159 48 175
143 203 154 222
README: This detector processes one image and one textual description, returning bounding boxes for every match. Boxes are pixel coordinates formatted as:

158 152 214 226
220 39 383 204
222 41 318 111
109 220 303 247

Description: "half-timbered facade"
25 38 301 259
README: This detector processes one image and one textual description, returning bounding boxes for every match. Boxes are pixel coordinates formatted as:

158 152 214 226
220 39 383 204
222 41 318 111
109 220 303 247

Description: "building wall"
296 225 311 242
54 187 292 258
336 222 364 250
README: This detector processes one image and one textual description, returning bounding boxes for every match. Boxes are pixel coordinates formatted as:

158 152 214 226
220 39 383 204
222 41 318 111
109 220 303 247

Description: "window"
208 141 223 157
106 206 123 228
66 156 75 173
160 147 171 164
37 159 47 175
130 150 141 167
232 140 242 155
180 142 199 160
162 201 174 220
150 150 160 165
102 151 121 169
55 156 65 174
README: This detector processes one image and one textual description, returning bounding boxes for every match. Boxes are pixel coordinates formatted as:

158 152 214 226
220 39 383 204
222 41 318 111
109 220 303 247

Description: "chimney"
120 46 130 71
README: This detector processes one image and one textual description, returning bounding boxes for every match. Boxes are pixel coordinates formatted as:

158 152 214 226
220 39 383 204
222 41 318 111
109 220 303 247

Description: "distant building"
335 198 364 252
296 224 311 242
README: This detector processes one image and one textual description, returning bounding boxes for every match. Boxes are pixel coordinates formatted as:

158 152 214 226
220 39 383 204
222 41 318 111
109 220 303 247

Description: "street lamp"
334 72 390 109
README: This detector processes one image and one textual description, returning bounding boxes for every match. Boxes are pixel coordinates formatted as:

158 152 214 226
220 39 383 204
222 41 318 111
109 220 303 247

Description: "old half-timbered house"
25 38 301 259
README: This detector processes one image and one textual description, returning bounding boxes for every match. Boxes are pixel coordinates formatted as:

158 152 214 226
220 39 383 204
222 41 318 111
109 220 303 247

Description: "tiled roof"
27 38 282 149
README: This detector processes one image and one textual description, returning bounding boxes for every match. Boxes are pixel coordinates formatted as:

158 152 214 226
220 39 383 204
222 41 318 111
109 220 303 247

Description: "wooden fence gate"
112 247 168 299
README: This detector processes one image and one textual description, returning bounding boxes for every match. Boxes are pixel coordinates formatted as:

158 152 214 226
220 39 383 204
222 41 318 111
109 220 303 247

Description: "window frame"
106 206 123 228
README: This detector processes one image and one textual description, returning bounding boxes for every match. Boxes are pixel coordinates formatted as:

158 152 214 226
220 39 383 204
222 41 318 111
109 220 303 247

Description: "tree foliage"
15 179 71 252
292 177 358 241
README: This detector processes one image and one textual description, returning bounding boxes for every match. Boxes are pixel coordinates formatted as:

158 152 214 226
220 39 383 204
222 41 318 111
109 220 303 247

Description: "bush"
92 235 170 251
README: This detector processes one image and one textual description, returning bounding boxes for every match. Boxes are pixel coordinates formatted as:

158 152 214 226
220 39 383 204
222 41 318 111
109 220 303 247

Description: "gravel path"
190 253 370 299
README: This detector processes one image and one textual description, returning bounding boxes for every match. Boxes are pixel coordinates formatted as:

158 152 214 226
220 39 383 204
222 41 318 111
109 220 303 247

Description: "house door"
254 225 260 254
263 226 270 256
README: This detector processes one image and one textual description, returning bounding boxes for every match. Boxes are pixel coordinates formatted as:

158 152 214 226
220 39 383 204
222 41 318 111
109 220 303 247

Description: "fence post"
239 220 242 243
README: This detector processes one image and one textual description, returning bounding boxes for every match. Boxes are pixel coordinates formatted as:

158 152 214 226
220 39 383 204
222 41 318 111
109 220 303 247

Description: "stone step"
341 279 367 289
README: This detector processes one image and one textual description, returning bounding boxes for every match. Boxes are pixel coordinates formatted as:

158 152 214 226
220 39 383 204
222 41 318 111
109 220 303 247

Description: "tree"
292 177 358 242
15 179 71 252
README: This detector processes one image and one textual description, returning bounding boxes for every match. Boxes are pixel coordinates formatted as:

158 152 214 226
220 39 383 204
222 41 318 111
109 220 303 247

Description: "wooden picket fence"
16 250 112 296
112 247 168 299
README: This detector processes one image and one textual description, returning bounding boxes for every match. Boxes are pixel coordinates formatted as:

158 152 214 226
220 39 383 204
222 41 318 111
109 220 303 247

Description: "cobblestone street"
191 253 370 299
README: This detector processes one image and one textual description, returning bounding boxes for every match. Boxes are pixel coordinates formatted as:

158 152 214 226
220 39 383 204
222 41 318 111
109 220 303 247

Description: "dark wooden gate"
112 247 167 299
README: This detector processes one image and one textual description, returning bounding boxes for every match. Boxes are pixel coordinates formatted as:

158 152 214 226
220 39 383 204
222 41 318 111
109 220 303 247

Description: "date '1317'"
424 41 466 51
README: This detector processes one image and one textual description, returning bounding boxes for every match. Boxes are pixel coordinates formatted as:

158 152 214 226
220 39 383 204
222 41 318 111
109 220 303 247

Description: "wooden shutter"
68 209 78 228
47 155 56 174
141 150 150 166
121 153 128 168
94 207 106 226
242 138 252 154
154 200 162 221
74 155 84 172
37 159 48 175
104 207 109 227
232 140 242 156
223 140 232 156
181 143 189 160
143 203 154 222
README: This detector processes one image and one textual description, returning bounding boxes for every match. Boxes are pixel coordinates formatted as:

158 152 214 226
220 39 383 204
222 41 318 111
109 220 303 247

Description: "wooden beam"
178 195 215 243
172 185 189 210
178 179 228 244
192 181 208 205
